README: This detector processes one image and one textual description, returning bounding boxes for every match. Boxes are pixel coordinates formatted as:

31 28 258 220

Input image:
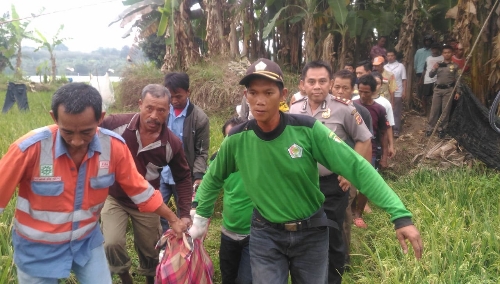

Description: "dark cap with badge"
239 58 284 87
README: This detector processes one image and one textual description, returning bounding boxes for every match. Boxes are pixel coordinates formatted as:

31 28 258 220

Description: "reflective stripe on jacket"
0 125 162 245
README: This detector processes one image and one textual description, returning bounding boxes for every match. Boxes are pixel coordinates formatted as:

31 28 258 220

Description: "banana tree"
327 0 348 69
32 25 69 83
1 5 33 79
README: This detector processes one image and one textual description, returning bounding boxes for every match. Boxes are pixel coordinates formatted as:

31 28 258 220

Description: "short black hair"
442 45 454 52
164 72 190 92
344 61 354 68
431 42 442 50
386 49 396 56
333 69 356 88
356 60 372 72
301 60 333 80
222 117 245 135
358 74 377 92
51 83 102 122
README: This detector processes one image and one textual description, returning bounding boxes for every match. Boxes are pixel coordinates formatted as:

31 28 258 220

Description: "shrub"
116 62 164 110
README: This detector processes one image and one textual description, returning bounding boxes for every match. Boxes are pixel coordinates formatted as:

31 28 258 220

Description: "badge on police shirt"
354 113 363 125
449 64 455 72
322 108 331 118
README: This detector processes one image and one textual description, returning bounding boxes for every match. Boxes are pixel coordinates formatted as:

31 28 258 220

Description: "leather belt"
435 82 455 89
253 209 339 232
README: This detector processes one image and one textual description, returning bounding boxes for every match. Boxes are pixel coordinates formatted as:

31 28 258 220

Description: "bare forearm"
354 139 372 162
154 203 180 223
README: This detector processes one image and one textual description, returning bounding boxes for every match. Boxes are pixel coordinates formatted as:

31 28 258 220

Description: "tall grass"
1 85 500 283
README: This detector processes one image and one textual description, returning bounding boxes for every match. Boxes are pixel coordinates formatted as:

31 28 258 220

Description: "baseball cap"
239 58 284 86
372 56 385 66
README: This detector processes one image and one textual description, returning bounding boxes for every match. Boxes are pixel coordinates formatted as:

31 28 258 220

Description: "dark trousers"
320 174 349 284
2 82 29 113
220 233 252 284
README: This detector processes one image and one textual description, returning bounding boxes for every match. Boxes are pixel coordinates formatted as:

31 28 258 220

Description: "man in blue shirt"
159 72 210 232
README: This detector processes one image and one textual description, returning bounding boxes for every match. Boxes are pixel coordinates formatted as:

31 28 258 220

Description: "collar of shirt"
169 99 190 120
126 113 168 146
55 129 101 159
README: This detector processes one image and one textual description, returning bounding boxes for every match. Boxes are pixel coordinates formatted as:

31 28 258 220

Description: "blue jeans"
249 213 329 284
17 244 112 284
219 233 252 284
159 182 179 233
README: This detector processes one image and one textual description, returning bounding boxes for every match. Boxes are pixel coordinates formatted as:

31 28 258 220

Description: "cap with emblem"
239 58 284 86
372 56 385 66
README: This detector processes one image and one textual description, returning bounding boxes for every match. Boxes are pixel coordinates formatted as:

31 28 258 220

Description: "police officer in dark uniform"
289 61 372 284
426 45 460 138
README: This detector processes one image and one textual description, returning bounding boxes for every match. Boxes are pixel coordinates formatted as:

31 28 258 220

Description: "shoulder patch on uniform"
18 127 52 152
292 96 307 105
331 96 351 105
351 109 358 115
99 127 125 143
354 113 363 125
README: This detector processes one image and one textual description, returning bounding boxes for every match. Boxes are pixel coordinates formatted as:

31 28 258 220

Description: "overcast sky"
0 0 134 52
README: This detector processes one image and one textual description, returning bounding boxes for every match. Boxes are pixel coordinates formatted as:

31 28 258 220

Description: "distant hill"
4 45 147 77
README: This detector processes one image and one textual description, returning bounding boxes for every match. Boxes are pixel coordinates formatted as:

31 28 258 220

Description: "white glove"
188 214 208 240
190 209 196 220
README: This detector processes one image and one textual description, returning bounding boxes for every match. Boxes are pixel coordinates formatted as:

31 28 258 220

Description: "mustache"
146 118 161 126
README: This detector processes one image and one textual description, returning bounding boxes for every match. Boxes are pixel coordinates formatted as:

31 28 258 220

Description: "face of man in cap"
300 67 332 104
245 78 287 132
241 59 288 132
372 56 385 73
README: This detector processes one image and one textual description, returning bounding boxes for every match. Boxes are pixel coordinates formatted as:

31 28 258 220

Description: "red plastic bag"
155 230 213 284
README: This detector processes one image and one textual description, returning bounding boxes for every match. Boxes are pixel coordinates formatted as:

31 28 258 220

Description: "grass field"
0 88 499 283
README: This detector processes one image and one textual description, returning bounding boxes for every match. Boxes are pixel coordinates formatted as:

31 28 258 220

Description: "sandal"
353 218 367 229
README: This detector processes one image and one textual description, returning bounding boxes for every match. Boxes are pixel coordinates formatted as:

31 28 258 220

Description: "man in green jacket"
190 58 423 284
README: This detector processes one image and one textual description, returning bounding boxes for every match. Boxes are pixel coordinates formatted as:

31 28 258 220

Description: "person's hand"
193 179 202 188
395 225 423 259
168 218 187 238
188 214 209 240
337 176 351 192
432 63 439 69
388 145 396 158
181 217 192 228
454 93 460 100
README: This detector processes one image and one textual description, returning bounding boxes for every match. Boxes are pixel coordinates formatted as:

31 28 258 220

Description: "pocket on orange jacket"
31 181 64 196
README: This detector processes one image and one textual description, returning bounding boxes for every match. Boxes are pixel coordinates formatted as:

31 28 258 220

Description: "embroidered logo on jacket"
40 165 53 177
288 144 303 158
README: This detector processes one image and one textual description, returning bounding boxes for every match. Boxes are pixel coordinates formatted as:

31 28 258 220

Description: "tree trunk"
205 0 228 56
304 15 316 62
15 45 22 79
322 33 335 69
162 0 201 71
51 53 57 83
395 0 419 107
229 20 239 59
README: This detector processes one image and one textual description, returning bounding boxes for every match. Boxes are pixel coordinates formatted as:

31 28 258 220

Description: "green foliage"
116 62 165 110
3 46 135 77
139 34 166 68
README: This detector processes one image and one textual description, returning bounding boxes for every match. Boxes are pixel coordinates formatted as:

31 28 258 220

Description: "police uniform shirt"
289 94 372 177
432 62 459 86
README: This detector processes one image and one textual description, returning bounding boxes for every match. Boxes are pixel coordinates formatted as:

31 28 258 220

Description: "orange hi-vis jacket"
0 125 163 278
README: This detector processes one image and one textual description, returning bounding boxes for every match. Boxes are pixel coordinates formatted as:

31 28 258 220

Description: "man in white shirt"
421 43 443 116
384 50 407 137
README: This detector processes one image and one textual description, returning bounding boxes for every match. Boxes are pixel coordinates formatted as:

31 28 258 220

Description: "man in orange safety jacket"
0 83 186 284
